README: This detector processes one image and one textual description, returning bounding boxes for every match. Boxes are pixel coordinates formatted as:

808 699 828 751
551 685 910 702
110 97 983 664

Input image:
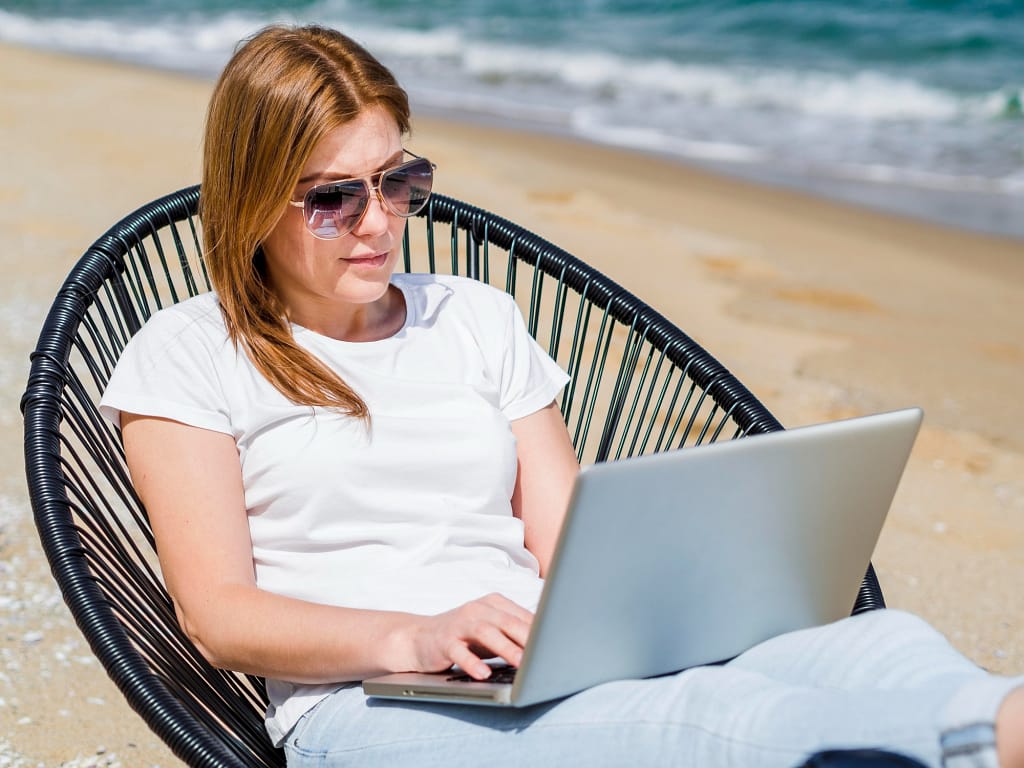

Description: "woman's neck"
287 283 406 342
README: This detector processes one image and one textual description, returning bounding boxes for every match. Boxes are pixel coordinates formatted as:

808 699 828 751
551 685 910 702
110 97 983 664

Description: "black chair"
22 186 889 767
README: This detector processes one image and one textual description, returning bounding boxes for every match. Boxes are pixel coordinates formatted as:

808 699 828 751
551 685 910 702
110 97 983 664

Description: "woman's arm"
122 413 532 682
510 401 580 576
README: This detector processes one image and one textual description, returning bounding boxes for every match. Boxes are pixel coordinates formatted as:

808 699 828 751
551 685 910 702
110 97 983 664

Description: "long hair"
201 24 411 418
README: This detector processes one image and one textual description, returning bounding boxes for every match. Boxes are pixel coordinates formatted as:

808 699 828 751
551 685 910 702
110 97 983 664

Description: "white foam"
1 8 1012 125
572 110 768 164
0 9 271 72
410 36 984 123
2 6 1019 237
835 163 1024 195
413 86 572 127
340 22 465 60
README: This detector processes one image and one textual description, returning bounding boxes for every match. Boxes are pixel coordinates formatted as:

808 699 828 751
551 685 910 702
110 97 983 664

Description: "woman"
100 24 1024 768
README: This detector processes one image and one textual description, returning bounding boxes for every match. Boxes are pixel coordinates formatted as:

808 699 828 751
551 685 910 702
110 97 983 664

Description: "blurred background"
2 0 1022 240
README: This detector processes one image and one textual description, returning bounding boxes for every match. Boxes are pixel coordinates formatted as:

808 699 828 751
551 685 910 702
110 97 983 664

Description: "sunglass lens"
381 158 434 217
300 157 434 238
305 181 367 238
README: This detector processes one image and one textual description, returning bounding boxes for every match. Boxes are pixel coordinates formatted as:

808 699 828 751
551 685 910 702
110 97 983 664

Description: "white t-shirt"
99 272 569 744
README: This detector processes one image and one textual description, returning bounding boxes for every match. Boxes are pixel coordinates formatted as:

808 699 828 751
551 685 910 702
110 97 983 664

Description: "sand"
1 42 1022 766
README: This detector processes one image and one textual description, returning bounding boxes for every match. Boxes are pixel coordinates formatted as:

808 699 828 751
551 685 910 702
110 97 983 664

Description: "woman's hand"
405 593 534 680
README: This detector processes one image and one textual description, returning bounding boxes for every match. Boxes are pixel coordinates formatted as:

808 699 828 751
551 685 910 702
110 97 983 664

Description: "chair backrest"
22 186 884 768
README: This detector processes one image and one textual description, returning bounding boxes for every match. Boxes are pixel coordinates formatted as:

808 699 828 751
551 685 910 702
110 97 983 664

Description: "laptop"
362 407 923 707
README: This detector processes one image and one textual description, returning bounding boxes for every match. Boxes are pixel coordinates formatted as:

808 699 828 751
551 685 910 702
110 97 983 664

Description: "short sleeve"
498 296 570 421
98 299 234 435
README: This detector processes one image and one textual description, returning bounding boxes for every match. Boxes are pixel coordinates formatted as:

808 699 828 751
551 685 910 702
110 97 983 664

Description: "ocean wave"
454 40 1018 124
570 113 770 165
321 17 1020 125
569 108 1024 196
3 8 1017 125
830 162 1024 196
3 4 1020 239
0 8 269 71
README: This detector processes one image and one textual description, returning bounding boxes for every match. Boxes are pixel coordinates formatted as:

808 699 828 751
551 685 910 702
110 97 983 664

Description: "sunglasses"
288 151 436 239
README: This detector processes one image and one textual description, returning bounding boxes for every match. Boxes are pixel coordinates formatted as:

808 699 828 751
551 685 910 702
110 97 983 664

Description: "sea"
2 0 1022 239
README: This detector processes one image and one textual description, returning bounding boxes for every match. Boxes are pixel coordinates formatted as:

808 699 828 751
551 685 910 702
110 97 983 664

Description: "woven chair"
22 186 889 768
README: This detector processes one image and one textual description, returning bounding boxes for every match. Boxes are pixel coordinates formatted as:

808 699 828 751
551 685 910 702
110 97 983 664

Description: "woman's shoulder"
130 291 229 350
394 272 515 320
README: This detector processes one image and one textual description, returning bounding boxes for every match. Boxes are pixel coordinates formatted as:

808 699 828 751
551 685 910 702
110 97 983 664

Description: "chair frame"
22 186 885 767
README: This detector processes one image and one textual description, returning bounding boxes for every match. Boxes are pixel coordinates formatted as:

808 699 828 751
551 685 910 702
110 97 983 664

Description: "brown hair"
201 24 411 418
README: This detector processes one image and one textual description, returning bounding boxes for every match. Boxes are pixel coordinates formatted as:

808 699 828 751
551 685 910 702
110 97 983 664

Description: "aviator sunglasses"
288 151 436 239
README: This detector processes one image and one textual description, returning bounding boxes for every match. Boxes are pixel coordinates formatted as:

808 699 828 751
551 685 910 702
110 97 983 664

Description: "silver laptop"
363 407 923 707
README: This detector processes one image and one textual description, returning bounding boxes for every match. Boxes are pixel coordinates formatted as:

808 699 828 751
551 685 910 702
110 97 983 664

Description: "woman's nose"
352 188 391 236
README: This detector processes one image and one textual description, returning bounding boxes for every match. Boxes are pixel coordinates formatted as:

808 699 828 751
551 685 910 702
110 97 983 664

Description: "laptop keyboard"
446 665 518 684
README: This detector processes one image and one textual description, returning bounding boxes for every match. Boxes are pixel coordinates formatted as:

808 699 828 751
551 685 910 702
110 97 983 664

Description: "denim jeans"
283 609 1022 767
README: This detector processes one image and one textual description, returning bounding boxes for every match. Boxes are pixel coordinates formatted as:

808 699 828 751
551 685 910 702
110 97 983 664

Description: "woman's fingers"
449 644 493 680
421 594 535 678
471 622 527 669
480 592 535 626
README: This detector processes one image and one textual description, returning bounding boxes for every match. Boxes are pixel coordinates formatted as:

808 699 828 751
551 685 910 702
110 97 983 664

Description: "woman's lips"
344 252 388 267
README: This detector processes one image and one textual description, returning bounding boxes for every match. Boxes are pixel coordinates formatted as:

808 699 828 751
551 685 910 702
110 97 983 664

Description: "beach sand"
2 42 1022 766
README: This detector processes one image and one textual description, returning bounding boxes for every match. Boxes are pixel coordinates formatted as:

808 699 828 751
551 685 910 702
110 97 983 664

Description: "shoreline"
7 37 1024 244
413 101 1024 245
2 41 1023 767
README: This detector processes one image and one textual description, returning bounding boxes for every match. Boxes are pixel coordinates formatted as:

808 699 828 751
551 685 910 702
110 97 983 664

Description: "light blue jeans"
283 610 1022 767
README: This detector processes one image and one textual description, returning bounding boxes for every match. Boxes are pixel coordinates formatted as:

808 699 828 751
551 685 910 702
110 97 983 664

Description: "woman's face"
261 106 407 328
